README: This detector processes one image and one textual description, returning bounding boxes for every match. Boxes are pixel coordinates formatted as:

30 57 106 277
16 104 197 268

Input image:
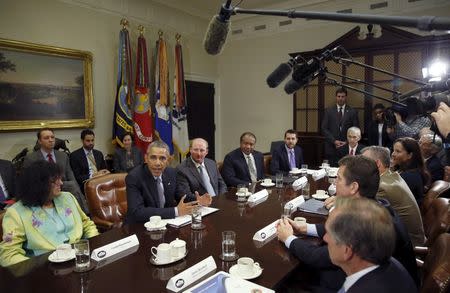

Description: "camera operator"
386 97 432 140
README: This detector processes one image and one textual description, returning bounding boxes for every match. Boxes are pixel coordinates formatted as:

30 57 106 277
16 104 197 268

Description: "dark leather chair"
216 161 223 173
263 154 271 176
270 140 284 153
422 198 450 247
84 173 127 231
419 233 450 293
422 180 450 216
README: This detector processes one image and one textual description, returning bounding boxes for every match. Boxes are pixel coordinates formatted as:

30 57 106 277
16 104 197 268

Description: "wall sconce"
358 24 382 40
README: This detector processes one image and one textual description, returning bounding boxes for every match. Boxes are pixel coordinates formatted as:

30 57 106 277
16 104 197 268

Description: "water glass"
74 239 90 272
275 172 283 188
191 206 203 230
301 164 308 176
302 182 311 200
282 205 292 218
221 231 236 260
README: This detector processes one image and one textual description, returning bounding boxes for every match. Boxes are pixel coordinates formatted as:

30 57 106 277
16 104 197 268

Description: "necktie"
0 185 6 202
350 148 354 156
337 107 343 121
156 177 165 208
198 165 216 196
289 149 296 169
247 155 257 182
337 286 345 293
47 153 54 163
87 151 98 173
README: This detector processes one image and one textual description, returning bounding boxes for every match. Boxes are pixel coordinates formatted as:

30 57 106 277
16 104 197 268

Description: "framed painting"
0 38 94 131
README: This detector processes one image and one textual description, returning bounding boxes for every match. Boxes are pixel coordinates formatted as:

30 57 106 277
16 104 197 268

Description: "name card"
292 176 308 191
253 219 278 242
95 245 139 269
166 256 217 292
91 234 139 262
312 169 326 181
247 189 268 203
284 195 305 212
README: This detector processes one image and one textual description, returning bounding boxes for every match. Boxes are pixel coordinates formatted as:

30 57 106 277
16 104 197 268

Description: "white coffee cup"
294 217 307 224
316 190 328 196
170 238 187 258
151 243 172 263
56 243 73 259
263 178 272 185
237 257 260 277
149 216 162 227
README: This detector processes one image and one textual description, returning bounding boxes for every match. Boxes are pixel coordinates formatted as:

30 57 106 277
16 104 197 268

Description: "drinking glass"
74 239 90 272
220 230 238 261
301 164 308 176
302 182 311 200
275 172 283 188
191 206 204 230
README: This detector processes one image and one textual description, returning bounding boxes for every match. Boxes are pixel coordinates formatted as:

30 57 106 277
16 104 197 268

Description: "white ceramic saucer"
229 264 263 280
235 191 252 197
144 220 167 231
48 249 76 263
312 193 330 200
150 250 188 266
289 169 302 175
260 182 275 187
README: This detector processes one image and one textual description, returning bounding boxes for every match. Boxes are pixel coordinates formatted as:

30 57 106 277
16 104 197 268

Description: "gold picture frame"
0 38 94 131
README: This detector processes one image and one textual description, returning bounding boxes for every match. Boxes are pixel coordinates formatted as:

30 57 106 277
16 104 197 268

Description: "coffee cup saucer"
260 182 275 187
48 249 76 263
229 263 263 280
144 220 167 231
150 250 188 266
289 169 302 175
235 191 252 197
312 193 330 200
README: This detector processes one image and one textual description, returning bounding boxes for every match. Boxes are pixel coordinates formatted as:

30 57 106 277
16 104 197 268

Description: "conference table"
0 175 330 292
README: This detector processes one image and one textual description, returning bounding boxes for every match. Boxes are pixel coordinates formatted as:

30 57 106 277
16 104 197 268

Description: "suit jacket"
177 157 227 199
400 170 425 206
335 143 365 164
270 144 304 175
321 105 359 158
377 170 425 247
0 159 15 199
221 148 264 187
347 258 417 293
426 155 444 182
69 148 107 191
126 165 179 223
289 199 419 290
113 146 144 173
367 121 392 148
0 192 98 267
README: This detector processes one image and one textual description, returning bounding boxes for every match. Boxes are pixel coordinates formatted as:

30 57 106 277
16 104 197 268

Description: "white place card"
166 206 219 228
91 234 139 262
185 271 275 293
247 189 268 203
292 176 308 191
247 195 268 208
284 195 305 212
166 255 217 292
95 245 139 269
312 169 327 181
253 219 279 242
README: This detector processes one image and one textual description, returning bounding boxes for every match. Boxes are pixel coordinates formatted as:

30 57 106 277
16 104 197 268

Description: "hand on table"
177 195 198 216
285 218 307 235
276 217 294 243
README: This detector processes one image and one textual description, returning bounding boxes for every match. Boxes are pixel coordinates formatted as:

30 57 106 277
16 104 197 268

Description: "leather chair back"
422 198 450 246
422 180 450 216
216 161 223 173
263 154 271 176
84 173 127 230
421 233 450 293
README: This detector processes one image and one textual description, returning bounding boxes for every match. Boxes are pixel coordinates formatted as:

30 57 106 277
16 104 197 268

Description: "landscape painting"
0 38 94 131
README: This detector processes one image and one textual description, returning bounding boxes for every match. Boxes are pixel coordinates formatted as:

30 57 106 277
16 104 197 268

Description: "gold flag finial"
158 30 164 39
175 33 181 43
138 25 145 35
120 18 129 29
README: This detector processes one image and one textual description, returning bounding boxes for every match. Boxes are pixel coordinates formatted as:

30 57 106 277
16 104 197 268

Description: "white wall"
0 0 217 160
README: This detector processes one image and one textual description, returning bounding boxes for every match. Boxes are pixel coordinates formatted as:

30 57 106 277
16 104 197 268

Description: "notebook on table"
297 199 329 216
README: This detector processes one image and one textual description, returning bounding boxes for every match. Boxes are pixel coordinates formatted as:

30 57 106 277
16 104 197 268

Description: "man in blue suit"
126 140 198 223
221 132 264 187
270 129 303 175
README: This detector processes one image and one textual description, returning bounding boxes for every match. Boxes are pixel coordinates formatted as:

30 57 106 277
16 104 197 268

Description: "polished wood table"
0 176 329 292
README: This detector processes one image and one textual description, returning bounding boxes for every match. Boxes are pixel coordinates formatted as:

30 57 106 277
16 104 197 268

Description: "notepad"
297 199 329 216
165 206 219 228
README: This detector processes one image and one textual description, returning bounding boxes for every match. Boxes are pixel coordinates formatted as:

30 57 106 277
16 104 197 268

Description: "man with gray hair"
419 133 444 182
324 197 417 292
361 146 425 247
335 127 365 163
126 140 199 223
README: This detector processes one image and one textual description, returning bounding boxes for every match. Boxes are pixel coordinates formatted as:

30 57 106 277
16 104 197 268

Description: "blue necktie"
289 149 296 169
199 165 216 196
337 286 345 293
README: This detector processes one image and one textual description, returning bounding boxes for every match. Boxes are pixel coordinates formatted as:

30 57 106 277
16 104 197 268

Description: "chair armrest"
416 258 424 268
414 246 429 256
92 216 114 230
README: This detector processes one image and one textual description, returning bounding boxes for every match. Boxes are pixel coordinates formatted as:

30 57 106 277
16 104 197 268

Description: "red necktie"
47 153 55 163
350 148 354 156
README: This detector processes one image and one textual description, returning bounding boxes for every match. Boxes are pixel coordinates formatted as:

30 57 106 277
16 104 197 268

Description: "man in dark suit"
221 132 264 187
177 138 227 199
367 103 392 148
419 133 444 182
321 87 359 166
70 129 108 193
276 156 418 291
23 128 89 213
336 127 365 162
0 159 15 206
323 197 417 293
270 129 303 175
126 141 198 223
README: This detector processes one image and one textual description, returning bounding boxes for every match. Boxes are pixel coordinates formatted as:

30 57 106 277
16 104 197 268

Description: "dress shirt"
40 149 56 163
285 145 296 170
378 123 383 146
341 265 379 292
83 148 96 178
285 224 319 248
192 158 216 196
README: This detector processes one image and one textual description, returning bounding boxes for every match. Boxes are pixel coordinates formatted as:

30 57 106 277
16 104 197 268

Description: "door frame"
185 73 222 160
